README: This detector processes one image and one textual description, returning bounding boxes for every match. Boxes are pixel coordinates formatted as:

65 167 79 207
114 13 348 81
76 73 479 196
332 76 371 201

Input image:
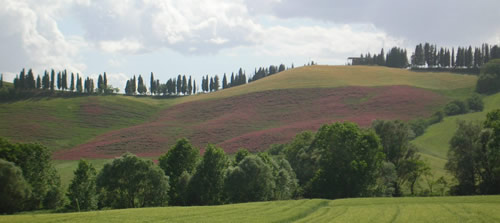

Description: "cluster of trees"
0 139 64 214
446 110 500 195
352 43 500 70
201 75 219 92
248 64 286 83
124 75 147 95
353 47 408 68
412 43 499 68
276 121 433 198
476 59 500 94
8 68 116 95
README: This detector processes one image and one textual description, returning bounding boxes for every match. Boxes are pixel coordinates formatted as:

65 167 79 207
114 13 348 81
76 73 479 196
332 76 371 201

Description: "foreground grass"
2 196 499 223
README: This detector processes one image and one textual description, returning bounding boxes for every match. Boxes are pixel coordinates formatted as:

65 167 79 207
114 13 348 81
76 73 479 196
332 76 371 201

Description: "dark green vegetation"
0 139 64 213
446 110 500 195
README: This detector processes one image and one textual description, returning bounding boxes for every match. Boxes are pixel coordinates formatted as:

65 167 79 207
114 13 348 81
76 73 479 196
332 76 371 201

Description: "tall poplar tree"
50 69 55 91
70 73 75 92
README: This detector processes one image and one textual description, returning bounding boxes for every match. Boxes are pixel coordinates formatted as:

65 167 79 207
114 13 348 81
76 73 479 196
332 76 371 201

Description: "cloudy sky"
1 0 499 91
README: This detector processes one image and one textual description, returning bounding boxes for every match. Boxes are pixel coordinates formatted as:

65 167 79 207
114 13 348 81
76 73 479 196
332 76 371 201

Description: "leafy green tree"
67 159 97 211
0 138 63 210
467 94 484 112
0 159 31 213
372 120 426 196
187 144 228 205
305 122 383 199
273 157 299 200
224 155 275 203
233 148 250 165
158 138 199 205
444 100 468 116
476 59 500 94
283 131 318 186
97 153 169 209
446 121 483 195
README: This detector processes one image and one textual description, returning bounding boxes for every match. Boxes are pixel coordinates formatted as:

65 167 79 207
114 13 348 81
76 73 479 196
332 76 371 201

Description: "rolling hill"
1 195 499 223
0 65 478 160
47 65 477 159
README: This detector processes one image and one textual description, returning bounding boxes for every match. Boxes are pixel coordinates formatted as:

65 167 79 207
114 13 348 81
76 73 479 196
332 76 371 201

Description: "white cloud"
0 0 86 75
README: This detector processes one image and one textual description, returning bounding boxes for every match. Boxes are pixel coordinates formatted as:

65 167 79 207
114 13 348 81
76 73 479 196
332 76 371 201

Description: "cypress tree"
42 71 49 89
222 73 227 89
19 69 25 89
150 72 155 95
36 75 41 89
27 69 35 89
214 75 219 91
62 70 67 90
103 72 107 92
0 73 3 88
176 75 182 95
57 72 61 90
209 77 214 92
50 69 55 91
188 76 192 95
452 48 455 67
70 73 75 92
193 80 196 95
97 75 103 93
230 72 234 87
181 75 187 94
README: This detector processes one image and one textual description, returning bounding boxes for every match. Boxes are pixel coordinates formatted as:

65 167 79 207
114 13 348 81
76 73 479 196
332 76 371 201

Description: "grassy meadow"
412 92 500 179
1 196 499 223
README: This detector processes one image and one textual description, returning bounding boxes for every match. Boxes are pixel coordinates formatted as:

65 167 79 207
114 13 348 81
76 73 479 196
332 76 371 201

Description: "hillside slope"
52 66 476 159
2 196 499 223
412 92 500 178
0 66 478 159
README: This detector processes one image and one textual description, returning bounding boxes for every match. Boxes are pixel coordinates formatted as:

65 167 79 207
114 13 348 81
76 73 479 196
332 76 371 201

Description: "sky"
1 0 499 91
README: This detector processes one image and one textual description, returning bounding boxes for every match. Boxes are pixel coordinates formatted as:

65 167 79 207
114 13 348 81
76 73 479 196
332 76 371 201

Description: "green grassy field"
412 92 500 179
0 95 170 150
175 65 477 104
1 196 499 223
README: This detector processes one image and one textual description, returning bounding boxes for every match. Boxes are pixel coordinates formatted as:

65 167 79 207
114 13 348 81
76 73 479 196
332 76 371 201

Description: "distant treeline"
350 43 500 73
1 63 297 98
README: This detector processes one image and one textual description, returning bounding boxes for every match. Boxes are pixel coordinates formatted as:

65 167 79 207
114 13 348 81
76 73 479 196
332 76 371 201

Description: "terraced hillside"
1 66 477 159
2 196 499 223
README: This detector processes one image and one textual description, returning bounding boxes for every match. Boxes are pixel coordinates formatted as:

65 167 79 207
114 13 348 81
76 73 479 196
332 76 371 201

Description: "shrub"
444 100 468 116
467 94 484 112
476 59 500 94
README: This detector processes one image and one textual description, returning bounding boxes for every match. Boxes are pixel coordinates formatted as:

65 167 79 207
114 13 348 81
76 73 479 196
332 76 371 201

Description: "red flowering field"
55 85 445 159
